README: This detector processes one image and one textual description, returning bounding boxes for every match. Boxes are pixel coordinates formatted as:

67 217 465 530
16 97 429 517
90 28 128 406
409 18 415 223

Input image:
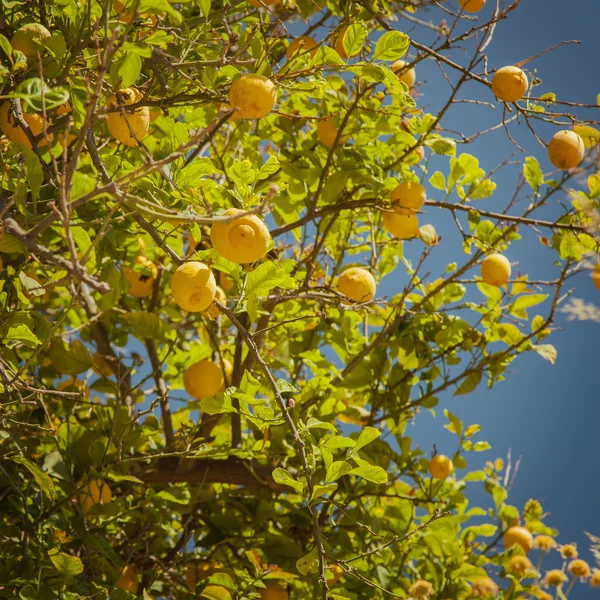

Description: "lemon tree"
1 1 600 599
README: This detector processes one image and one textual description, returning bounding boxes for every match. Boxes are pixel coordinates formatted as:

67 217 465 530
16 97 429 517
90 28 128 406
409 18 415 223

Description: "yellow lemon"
183 359 225 399
548 130 585 170
592 264 600 291
210 208 272 264
491 66 529 103
0 101 52 148
116 565 140 594
287 36 318 60
171 261 217 312
390 181 426 212
392 59 416 89
107 88 150 147
260 582 289 600
428 454 453 479
78 479 112 514
504 526 533 553
382 207 419 239
459 0 486 12
229 74 277 119
317 117 342 147
337 267 376 303
480 253 511 287
11 23 51 59
122 255 158 298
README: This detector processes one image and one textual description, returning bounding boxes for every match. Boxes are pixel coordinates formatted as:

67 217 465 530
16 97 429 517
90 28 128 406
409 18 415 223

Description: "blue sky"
382 0 600 590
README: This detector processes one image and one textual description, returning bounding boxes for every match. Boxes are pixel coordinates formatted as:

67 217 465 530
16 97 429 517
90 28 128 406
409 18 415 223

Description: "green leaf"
0 234 26 254
197 586 231 600
373 31 410 61
325 461 352 482
523 156 543 193
429 171 447 191
532 343 557 364
310 483 338 503
444 409 463 437
296 546 319 575
11 455 55 501
123 312 174 342
111 51 142 88
343 24 367 58
257 155 280 180
306 417 337 432
23 149 43 203
14 78 69 111
245 262 295 297
272 468 304 493
508 294 548 320
429 138 456 156
454 370 482 396
463 470 486 482
177 158 214 187
349 426 380 456
348 464 388 484
49 551 83 577
48 338 93 375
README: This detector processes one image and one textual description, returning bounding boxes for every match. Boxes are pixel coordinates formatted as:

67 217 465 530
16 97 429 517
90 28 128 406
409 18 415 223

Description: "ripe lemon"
382 207 419 239
592 264 600 291
390 181 426 212
183 359 225 399
116 565 140 594
171 261 217 312
504 526 533 553
392 59 416 89
107 88 150 147
0 101 52 149
260 582 289 600
229 74 277 119
480 253 511 287
317 117 342 147
428 454 453 479
11 23 51 59
548 130 585 170
122 255 158 298
287 36 318 60
459 0 486 12
337 267 376 303
210 208 272 264
491 66 528 103
79 479 112 514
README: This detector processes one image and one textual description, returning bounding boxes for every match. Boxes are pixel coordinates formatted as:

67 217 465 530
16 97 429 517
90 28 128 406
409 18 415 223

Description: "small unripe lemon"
210 208 272 264
337 267 376 303
184 359 225 399
382 207 419 239
491 66 528 103
171 261 217 312
116 565 140 594
390 181 426 212
286 36 318 60
0 101 52 148
548 130 585 170
11 23 51 59
480 253 511 287
260 582 289 600
392 59 416 89
428 454 453 479
317 117 342 147
79 479 112 514
122 255 158 298
592 264 600 291
459 0 486 12
504 526 533 553
107 88 150 147
229 74 277 119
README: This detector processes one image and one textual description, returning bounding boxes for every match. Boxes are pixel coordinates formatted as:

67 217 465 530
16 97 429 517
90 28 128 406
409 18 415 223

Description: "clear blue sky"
385 0 600 588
